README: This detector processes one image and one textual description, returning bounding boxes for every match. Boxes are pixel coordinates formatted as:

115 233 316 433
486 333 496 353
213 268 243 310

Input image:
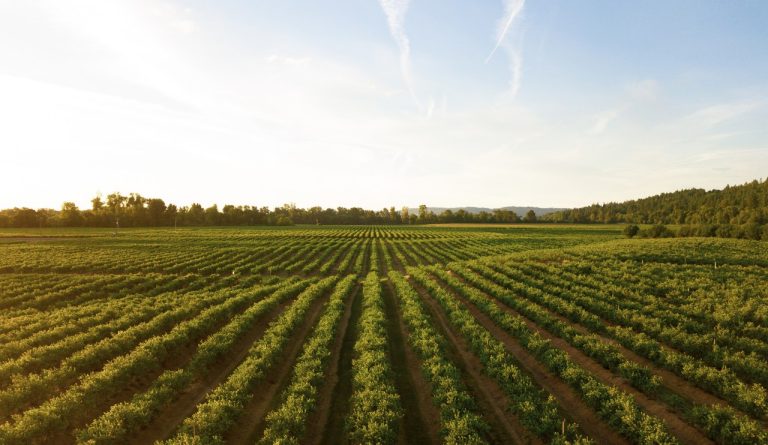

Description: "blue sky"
1 0 766 209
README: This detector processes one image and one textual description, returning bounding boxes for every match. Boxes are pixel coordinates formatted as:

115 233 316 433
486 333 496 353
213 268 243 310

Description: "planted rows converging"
0 227 765 444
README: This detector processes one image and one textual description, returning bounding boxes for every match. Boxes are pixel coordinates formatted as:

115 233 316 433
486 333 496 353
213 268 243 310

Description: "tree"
147 199 166 226
276 216 293 226
418 204 429 223
167 204 178 227
106 193 126 214
401 207 410 224
623 224 640 238
11 208 38 227
91 195 104 212
61 202 83 227
524 209 537 223
187 203 205 225
389 206 399 224
205 204 221 225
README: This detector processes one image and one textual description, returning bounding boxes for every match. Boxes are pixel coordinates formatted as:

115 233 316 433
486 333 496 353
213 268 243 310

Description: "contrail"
378 0 418 104
485 0 525 64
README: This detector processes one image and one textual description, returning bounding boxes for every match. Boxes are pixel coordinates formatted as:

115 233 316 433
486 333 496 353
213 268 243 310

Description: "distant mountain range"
409 206 566 217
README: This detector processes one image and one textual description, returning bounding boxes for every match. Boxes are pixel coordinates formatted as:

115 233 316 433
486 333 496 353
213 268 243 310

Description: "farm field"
0 226 766 445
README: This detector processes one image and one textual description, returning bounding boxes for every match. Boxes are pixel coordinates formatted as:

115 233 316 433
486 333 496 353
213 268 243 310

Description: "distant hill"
409 206 566 217
545 178 768 225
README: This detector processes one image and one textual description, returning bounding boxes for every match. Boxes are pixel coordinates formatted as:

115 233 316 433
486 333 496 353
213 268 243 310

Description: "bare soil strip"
129 298 295 445
381 280 442 445
318 283 362 445
328 241 357 275
385 242 406 272
460 282 714 444
411 281 540 445
305 284 358 444
431 280 631 445
521 291 745 413
224 286 333 445
46 294 271 445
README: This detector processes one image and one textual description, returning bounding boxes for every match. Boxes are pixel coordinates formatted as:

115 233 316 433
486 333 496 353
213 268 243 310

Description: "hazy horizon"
2 1 767 210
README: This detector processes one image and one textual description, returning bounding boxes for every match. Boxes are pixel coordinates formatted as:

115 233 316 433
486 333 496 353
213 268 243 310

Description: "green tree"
205 204 221 225
418 204 428 222
147 199 166 226
91 195 104 212
623 224 640 238
524 209 537 223
61 202 83 227
187 203 205 225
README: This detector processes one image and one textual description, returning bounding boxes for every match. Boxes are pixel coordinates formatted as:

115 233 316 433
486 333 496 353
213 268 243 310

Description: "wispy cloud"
485 0 526 97
627 79 659 101
378 0 417 104
486 0 525 63
588 79 659 134
589 109 623 135
685 101 762 127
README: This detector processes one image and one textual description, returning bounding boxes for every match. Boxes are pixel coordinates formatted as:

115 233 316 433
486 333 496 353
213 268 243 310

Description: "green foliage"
2 226 767 445
408 268 582 442
164 276 338 445
389 271 489 444
623 224 640 238
258 275 357 444
77 279 312 444
548 178 768 227
346 272 401 444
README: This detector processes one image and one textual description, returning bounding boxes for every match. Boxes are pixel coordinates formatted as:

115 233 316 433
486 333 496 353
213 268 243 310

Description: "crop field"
0 225 766 445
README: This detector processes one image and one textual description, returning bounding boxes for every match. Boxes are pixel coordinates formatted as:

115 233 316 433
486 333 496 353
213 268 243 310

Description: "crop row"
346 272 402 444
445 263 768 444
0 278 291 444
411 267 679 444
162 276 339 444
477 261 768 421
406 268 580 442
78 278 314 444
257 275 357 444
388 271 489 444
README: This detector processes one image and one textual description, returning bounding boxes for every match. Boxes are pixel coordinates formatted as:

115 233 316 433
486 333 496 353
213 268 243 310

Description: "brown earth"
424 276 631 445
318 284 362 445
224 286 333 444
447 273 714 445
410 279 542 445
381 280 442 445
305 285 359 444
129 297 295 444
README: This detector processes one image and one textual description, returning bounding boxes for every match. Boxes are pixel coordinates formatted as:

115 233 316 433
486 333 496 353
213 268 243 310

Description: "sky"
1 0 767 210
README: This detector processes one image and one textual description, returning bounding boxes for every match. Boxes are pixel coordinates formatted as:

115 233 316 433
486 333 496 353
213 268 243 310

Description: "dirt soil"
304 285 358 444
224 288 332 444
424 277 631 445
411 279 543 445
129 298 294 444
454 276 714 445
382 280 442 445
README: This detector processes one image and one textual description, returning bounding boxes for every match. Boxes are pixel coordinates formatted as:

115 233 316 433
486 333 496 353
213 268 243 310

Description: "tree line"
545 178 768 241
0 194 537 228
546 178 767 226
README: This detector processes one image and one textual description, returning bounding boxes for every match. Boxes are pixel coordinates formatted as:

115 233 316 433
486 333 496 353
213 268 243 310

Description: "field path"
382 279 442 445
426 277 631 445
224 284 332 444
453 277 714 445
130 297 295 444
305 284 358 444
317 283 362 445
411 279 541 445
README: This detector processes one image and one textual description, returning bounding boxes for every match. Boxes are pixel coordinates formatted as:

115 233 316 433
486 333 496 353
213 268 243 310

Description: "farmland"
0 225 766 445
